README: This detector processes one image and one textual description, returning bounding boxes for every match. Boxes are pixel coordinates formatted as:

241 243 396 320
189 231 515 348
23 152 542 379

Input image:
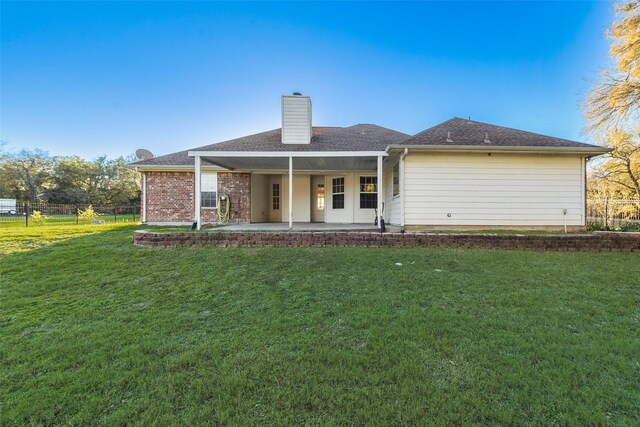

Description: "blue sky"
1 1 614 159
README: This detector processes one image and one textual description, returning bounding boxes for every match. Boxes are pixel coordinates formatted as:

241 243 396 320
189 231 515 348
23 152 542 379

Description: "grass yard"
1 224 638 425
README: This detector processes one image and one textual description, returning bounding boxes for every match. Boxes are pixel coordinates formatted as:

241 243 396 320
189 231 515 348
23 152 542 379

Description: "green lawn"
1 224 638 425
0 213 138 227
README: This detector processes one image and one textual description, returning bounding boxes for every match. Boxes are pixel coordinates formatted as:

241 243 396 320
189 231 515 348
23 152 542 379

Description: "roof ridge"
407 117 459 139
448 117 583 145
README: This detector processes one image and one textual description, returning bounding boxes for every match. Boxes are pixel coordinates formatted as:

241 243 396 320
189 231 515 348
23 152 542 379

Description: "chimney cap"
292 91 302 96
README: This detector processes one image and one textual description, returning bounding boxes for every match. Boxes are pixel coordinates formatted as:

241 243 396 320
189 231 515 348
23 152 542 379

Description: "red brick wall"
219 172 251 223
145 172 195 222
144 171 251 224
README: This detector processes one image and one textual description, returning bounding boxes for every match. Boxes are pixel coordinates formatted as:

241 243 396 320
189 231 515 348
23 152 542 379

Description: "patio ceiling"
200 155 381 171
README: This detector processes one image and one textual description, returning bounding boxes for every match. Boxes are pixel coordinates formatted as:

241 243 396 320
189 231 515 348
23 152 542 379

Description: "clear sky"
1 1 614 159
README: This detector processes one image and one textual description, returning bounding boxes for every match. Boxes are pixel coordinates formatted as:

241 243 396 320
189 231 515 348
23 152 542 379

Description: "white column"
194 155 202 230
289 156 293 229
400 149 407 229
141 173 146 223
377 155 383 231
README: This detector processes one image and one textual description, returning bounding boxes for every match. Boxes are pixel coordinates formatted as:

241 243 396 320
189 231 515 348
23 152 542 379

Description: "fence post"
24 203 29 227
76 205 79 224
133 204 136 222
605 197 609 229
114 206 117 223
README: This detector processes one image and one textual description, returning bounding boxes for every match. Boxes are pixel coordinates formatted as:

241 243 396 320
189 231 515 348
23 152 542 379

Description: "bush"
77 205 98 223
586 222 609 232
31 210 48 225
619 222 640 232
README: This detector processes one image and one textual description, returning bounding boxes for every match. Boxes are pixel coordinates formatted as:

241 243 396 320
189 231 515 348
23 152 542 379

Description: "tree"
0 149 52 201
590 129 640 198
0 150 140 205
586 1 640 129
585 1 640 199
45 156 92 204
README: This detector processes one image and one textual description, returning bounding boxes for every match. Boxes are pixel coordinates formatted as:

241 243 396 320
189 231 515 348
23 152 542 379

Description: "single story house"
129 93 610 231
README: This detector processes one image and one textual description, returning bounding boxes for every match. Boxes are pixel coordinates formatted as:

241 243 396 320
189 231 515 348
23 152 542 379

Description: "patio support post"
289 156 293 229
400 148 408 230
377 155 383 231
195 155 202 230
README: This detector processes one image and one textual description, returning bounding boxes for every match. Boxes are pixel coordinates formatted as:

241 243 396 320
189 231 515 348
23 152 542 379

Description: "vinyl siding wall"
404 153 585 226
281 96 312 145
383 160 401 225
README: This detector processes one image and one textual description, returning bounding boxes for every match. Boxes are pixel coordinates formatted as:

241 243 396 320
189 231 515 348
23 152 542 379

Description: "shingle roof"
194 124 409 152
401 117 597 148
130 118 605 168
130 124 410 166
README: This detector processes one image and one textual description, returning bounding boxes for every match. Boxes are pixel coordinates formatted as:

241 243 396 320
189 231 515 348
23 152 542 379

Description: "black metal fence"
586 199 640 229
0 201 140 227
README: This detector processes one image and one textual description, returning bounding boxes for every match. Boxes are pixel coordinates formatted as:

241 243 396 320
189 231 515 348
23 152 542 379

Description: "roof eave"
188 150 389 157
386 144 612 156
126 164 226 172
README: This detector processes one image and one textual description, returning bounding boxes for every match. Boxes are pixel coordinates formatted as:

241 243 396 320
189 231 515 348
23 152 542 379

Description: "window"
272 183 280 210
332 177 344 209
392 162 400 197
359 176 377 209
201 173 217 208
317 184 325 210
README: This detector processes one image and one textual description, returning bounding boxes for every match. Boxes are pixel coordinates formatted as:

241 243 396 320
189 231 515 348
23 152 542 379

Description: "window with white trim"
272 183 280 210
359 176 377 209
317 184 325 210
201 173 217 208
392 162 400 197
332 177 344 209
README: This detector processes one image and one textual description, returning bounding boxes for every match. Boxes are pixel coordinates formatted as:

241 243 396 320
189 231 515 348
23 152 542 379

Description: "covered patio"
188 150 394 231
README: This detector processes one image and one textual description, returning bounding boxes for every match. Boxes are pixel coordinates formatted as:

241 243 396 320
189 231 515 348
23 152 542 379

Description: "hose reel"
217 193 231 224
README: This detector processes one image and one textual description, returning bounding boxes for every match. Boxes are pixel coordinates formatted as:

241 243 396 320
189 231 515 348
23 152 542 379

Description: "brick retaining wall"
134 230 640 252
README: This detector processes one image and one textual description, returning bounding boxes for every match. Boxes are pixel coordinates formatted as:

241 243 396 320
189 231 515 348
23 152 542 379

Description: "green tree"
0 149 52 201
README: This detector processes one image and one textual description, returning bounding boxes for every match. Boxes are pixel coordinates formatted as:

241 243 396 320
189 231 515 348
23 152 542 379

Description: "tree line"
584 1 639 200
0 149 140 206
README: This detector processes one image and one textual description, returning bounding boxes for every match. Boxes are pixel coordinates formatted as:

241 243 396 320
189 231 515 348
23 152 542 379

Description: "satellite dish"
135 148 154 160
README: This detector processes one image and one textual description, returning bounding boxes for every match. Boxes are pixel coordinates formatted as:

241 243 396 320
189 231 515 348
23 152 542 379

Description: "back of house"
129 93 609 231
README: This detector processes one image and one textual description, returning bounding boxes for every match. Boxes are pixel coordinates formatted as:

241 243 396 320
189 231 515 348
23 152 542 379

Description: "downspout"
377 155 383 231
582 156 586 227
400 148 408 232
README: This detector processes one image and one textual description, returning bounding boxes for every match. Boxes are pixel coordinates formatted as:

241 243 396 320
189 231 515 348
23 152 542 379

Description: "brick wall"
145 172 195 222
134 230 640 252
144 171 251 224
218 172 251 223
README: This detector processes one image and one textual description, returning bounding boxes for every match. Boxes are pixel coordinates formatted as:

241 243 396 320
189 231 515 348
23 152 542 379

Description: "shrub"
31 210 48 225
586 222 608 232
77 205 98 223
619 222 640 232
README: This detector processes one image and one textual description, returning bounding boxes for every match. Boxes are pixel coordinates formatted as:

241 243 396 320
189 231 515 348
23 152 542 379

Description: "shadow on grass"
1 226 639 425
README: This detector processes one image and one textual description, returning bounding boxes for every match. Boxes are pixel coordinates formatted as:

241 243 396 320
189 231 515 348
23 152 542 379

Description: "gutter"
126 165 226 172
386 144 612 155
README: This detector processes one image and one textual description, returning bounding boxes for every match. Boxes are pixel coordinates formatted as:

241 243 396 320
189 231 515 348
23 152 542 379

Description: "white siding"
283 174 311 222
383 160 400 225
404 153 584 226
282 96 312 144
